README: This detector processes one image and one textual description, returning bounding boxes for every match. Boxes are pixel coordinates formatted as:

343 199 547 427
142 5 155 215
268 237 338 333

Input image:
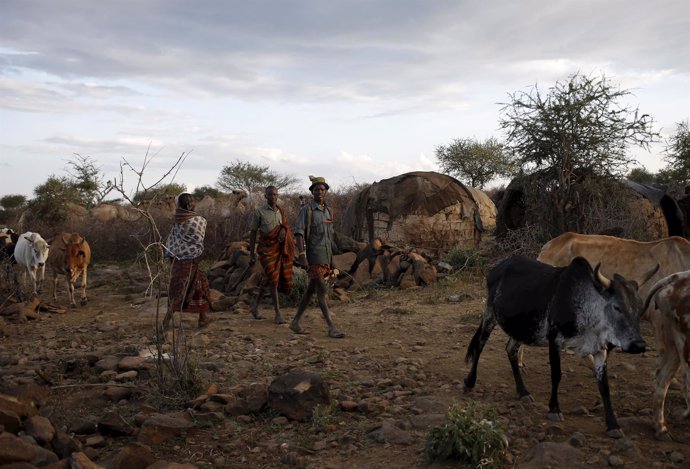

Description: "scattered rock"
366 419 412 445
516 442 584 469
137 413 195 445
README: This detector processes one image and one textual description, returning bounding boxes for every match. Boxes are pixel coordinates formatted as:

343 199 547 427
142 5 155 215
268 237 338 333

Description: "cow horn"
639 263 660 286
594 263 611 288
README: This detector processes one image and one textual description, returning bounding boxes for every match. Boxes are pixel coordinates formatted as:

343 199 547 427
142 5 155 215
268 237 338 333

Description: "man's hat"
308 175 329 191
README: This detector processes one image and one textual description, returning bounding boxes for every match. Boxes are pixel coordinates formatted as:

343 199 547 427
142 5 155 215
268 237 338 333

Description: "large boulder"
267 371 330 422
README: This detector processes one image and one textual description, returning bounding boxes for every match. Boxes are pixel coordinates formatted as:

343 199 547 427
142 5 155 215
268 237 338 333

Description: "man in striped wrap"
248 186 296 324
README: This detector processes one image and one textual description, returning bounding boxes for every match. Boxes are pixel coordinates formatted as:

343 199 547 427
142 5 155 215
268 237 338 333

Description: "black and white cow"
463 255 657 437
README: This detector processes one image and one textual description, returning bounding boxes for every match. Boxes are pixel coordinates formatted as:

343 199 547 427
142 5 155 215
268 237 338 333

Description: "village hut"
495 173 684 241
341 171 496 252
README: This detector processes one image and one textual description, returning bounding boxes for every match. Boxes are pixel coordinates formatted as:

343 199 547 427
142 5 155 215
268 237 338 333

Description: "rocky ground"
0 262 689 468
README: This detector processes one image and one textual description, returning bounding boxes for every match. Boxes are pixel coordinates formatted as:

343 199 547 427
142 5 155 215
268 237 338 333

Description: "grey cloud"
0 0 688 112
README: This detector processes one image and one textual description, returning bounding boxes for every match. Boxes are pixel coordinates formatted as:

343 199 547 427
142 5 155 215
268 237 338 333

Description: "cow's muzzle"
624 339 646 354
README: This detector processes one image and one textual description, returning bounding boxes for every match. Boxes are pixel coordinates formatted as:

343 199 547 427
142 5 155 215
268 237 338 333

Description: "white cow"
14 232 50 296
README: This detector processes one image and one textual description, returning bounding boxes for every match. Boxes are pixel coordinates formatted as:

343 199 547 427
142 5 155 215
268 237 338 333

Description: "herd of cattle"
464 232 690 441
0 228 91 308
1 226 689 440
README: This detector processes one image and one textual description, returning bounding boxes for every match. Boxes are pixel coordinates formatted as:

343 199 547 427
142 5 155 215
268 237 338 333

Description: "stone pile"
0 355 204 469
0 349 338 468
206 239 453 310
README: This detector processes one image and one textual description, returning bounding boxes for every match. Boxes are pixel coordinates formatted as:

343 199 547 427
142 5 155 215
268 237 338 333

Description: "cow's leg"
682 360 690 421
80 267 88 305
52 272 59 301
14 266 24 301
463 308 496 392
507 338 532 401
592 350 623 438
66 275 76 308
653 346 680 440
546 339 564 421
28 266 37 296
36 264 45 293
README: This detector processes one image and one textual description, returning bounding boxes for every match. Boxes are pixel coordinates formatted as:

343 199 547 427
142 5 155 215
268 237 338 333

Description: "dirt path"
0 263 688 468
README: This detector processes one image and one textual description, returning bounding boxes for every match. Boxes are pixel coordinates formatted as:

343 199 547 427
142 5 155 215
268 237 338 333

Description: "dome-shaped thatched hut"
495 173 683 241
341 171 496 252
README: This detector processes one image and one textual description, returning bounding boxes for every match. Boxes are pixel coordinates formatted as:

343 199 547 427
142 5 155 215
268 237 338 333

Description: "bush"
425 402 508 468
444 247 490 273
283 267 308 305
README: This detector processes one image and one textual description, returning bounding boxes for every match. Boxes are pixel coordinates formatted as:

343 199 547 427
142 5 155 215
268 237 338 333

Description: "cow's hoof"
605 428 624 439
463 381 474 394
519 394 535 403
69 304 77 309
654 430 673 442
547 412 564 421
80 299 88 306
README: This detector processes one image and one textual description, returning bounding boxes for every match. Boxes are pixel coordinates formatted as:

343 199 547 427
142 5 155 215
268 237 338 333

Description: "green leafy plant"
425 401 508 468
311 402 337 433
444 248 489 273
282 266 308 305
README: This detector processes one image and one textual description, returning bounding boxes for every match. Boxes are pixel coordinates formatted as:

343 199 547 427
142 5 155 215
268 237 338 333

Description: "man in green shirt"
290 176 345 338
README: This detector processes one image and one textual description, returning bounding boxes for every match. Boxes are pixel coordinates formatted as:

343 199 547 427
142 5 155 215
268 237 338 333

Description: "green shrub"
425 401 508 468
283 267 309 305
444 248 489 273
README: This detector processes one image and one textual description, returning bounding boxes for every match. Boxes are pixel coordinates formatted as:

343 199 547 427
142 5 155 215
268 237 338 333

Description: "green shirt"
250 204 283 234
294 200 333 265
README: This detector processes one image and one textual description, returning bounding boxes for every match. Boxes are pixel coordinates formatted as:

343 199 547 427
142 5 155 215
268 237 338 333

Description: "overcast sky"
1 0 689 198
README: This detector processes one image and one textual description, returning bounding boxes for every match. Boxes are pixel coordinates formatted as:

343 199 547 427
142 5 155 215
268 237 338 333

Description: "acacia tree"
0 194 27 224
132 183 187 204
192 185 222 199
66 153 114 207
435 137 516 188
663 120 690 187
217 159 298 194
627 167 657 185
499 73 660 234
28 176 82 225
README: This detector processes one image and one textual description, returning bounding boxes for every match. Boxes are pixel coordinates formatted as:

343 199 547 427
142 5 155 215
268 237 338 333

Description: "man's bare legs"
290 277 344 338
270 284 286 324
251 283 286 324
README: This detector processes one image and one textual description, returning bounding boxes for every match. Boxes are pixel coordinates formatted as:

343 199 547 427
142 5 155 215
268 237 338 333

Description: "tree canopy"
500 73 659 178
28 176 82 225
663 120 690 188
499 72 660 234
66 154 114 207
435 137 516 188
217 160 298 194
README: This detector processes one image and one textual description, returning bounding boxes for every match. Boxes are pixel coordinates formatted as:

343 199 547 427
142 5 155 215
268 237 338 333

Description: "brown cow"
47 232 92 307
537 232 690 306
642 271 690 440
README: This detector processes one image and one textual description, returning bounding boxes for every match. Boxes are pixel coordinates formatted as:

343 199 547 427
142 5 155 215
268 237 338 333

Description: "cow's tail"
465 309 494 364
465 325 483 364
